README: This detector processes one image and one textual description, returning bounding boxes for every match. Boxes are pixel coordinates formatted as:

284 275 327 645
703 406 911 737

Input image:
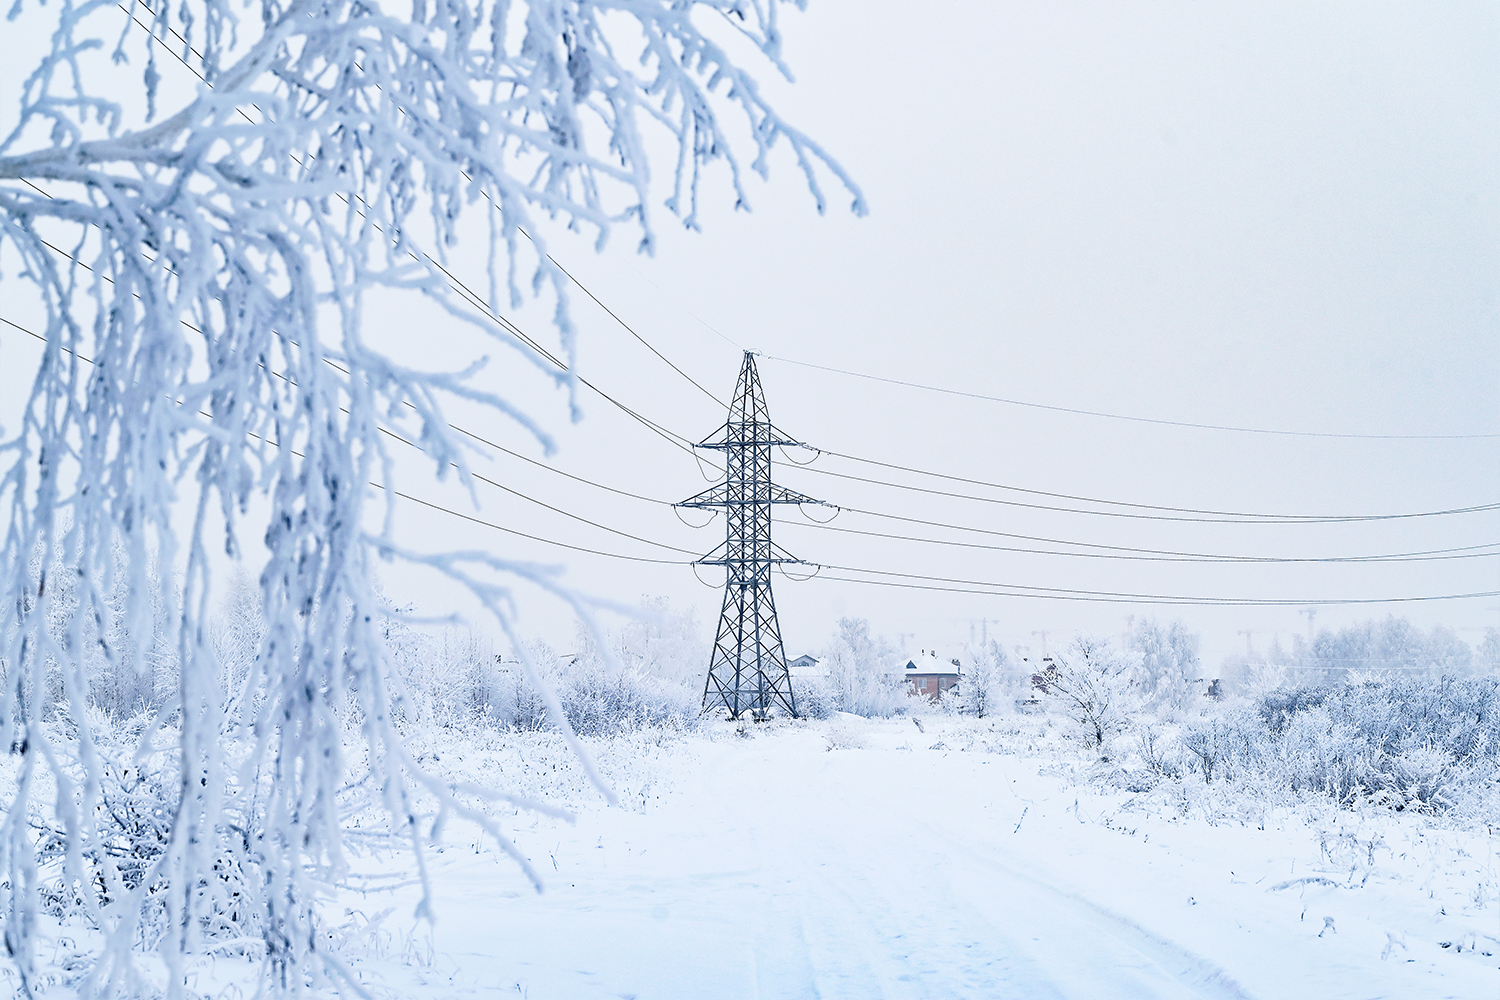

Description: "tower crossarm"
692 539 809 567
693 420 805 450
676 483 732 509
675 483 825 508
767 485 825 506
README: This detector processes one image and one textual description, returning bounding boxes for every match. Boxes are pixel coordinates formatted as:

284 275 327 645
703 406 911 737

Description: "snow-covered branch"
0 0 859 991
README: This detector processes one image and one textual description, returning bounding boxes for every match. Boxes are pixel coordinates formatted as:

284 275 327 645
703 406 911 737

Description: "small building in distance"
788 654 825 680
902 648 961 700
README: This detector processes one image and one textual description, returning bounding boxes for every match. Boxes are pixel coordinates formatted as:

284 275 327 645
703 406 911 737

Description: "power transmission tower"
678 351 822 720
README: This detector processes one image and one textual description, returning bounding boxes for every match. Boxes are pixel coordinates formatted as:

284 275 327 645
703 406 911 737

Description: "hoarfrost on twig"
0 0 861 992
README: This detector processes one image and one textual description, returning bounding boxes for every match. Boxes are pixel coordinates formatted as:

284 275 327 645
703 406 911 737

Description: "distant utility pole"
1299 608 1317 645
1032 630 1050 658
1237 629 1255 658
677 351 823 720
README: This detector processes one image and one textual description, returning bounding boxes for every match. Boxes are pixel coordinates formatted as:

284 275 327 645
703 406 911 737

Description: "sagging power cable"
758 354 1500 442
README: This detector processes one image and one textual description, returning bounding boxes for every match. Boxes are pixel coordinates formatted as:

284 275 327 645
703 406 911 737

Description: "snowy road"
340 722 1500 999
690 736 1249 1000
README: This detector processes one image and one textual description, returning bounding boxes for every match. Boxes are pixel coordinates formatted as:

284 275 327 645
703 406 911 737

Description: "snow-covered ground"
11 713 1500 998
305 715 1500 1000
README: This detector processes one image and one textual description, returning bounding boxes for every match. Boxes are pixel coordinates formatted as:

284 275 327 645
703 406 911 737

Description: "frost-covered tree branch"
0 0 861 992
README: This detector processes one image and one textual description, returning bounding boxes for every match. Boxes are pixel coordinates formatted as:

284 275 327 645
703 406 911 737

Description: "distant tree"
1481 628 1500 675
822 618 905 717
1031 635 1136 750
945 639 1013 717
1303 616 1475 680
210 567 264 705
1426 625 1475 675
1129 618 1200 715
615 597 708 691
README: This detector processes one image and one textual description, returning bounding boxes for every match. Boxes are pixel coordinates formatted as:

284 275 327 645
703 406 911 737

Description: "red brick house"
902 649 961 700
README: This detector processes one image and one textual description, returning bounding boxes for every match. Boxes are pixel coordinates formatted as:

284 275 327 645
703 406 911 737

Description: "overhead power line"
502 228 1499 522
375 427 698 556
514 227 726 409
814 568 1500 608
8 311 1496 571
384 488 690 566
759 355 1500 442
775 514 1500 565
515 208 1496 444
775 460 1500 525
7 312 1497 607
792 446 1500 522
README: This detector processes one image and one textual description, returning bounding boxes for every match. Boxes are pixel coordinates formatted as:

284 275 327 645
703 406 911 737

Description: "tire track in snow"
894 759 1260 1000
758 743 1257 999
720 740 1074 998
753 903 821 1000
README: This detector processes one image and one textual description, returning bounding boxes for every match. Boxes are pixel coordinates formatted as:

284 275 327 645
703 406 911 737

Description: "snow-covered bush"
407 631 702 737
30 708 266 970
819 618 907 717
1122 676 1500 816
614 597 709 690
790 676 835 720
540 629 702 740
1132 724 1185 781
1129 618 1201 716
548 653 701 737
1180 714 1253 784
942 640 1015 718
1031 635 1138 750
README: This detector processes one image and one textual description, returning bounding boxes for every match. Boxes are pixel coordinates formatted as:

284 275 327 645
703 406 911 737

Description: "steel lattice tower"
678 351 821 720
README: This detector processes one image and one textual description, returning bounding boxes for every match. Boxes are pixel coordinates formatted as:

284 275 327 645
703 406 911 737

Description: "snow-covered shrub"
943 640 1017 718
1256 686 1332 735
614 597 709 690
1031 635 1138 750
482 640 700 737
551 657 701 738
1180 714 1253 783
1132 724 1185 780
792 677 835 720
1296 615 1476 680
1129 618 1201 716
820 618 907 717
31 709 263 962
1132 676 1500 814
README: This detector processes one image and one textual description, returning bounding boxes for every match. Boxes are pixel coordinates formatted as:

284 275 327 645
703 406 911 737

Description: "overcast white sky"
2 1 1497 670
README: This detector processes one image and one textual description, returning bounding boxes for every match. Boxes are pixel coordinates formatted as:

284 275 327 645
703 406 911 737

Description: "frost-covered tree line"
1242 615 1496 685
0 0 861 992
786 614 1203 724
1008 618 1500 821
801 611 1500 820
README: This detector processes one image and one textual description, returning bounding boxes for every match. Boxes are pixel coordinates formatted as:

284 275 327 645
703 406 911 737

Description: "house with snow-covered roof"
788 654 825 679
900 647 962 701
